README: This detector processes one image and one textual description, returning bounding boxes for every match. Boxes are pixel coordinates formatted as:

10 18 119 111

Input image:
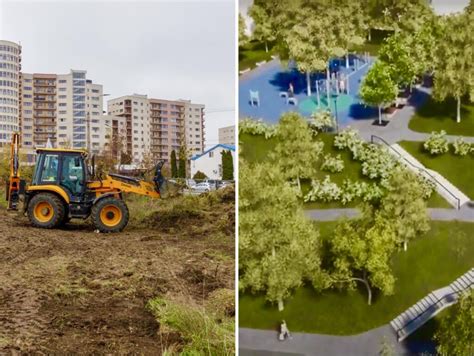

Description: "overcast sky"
0 0 236 147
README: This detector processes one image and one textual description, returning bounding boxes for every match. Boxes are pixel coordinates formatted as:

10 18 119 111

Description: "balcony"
34 112 56 118
33 81 55 87
34 89 56 95
35 120 56 126
34 104 55 110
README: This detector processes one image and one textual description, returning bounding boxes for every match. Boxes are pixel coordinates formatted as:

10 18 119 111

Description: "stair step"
457 278 468 289
461 275 472 287
391 269 473 341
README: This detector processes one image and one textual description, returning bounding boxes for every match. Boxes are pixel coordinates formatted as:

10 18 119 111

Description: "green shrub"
310 110 335 133
321 154 344 173
304 176 341 202
452 137 471 156
423 130 449 155
239 118 277 138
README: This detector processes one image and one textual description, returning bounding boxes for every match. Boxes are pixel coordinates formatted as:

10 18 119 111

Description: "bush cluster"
321 154 344 173
239 118 277 138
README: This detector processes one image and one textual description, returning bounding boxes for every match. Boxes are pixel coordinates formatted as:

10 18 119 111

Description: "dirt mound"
142 188 235 237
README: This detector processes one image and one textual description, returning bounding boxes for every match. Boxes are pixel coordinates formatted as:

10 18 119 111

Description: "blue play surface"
239 55 377 126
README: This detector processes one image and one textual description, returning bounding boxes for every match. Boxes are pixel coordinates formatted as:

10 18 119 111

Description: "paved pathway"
240 325 415 356
305 206 474 222
347 86 474 143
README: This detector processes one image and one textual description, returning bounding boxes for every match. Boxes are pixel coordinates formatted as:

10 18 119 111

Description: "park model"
238 0 474 355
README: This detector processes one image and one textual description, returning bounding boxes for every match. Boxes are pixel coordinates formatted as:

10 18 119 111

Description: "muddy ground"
0 203 234 355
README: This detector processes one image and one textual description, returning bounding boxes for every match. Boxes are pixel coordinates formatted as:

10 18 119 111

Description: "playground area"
239 54 376 125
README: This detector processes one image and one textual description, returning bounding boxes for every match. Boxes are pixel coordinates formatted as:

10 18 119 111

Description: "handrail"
394 274 473 338
370 135 461 210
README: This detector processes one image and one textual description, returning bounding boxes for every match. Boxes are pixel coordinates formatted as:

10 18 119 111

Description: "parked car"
192 182 213 193
218 181 233 189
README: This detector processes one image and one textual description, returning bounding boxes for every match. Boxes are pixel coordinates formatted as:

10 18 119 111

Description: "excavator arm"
88 161 165 199
6 133 24 210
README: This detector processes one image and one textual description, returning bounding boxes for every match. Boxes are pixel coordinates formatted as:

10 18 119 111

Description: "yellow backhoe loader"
5 133 164 233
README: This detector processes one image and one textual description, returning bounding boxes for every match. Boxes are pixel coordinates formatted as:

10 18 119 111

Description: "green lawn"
400 141 474 200
408 97 474 137
239 221 474 335
240 133 452 208
239 41 276 71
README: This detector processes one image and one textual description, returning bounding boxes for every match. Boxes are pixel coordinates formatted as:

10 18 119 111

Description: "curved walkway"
305 206 474 222
240 325 414 356
349 86 474 144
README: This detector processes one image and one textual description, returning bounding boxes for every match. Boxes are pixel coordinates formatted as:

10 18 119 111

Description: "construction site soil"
0 192 235 355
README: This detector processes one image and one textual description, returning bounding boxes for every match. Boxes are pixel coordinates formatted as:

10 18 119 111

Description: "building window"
209 151 213 158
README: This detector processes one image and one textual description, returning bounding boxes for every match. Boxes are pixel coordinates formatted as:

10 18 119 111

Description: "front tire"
91 197 129 233
27 193 66 229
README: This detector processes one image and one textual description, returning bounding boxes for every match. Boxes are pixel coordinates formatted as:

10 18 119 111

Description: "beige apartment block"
89 114 126 156
20 69 104 150
0 40 21 145
182 100 205 155
218 125 235 145
108 94 205 164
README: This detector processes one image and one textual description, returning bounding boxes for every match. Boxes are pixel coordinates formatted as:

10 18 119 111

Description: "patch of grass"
239 221 474 335
408 97 474 136
54 283 89 299
239 41 276 71
399 141 474 200
427 191 454 208
147 296 234 355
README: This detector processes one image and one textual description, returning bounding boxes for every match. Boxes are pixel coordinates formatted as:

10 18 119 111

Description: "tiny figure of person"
339 79 346 94
279 320 291 341
288 82 294 97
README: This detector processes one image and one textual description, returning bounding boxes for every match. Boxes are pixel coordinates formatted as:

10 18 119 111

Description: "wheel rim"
33 201 54 223
100 204 122 227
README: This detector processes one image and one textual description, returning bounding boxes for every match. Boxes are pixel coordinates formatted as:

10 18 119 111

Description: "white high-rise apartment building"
20 69 104 149
0 40 21 145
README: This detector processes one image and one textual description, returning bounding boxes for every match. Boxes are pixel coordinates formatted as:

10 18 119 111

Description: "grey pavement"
305 206 474 222
239 325 412 356
347 86 474 144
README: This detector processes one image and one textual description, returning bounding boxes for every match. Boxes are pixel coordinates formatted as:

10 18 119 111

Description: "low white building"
190 144 235 180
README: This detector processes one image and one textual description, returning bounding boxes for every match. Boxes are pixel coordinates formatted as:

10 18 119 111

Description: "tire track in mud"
0 287 50 352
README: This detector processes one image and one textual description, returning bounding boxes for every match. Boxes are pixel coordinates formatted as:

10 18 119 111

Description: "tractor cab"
31 148 89 202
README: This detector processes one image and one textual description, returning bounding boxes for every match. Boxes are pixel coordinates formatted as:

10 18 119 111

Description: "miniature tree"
248 5 275 52
270 112 324 191
360 60 398 125
329 208 397 305
379 32 421 90
239 160 326 311
434 13 474 123
379 168 430 251
434 290 474 356
239 14 248 48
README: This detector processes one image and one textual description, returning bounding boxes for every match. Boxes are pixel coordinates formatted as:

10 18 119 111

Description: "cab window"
39 154 59 183
60 155 85 196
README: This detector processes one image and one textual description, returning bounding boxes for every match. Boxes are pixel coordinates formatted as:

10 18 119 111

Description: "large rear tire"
91 197 129 233
27 193 66 229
